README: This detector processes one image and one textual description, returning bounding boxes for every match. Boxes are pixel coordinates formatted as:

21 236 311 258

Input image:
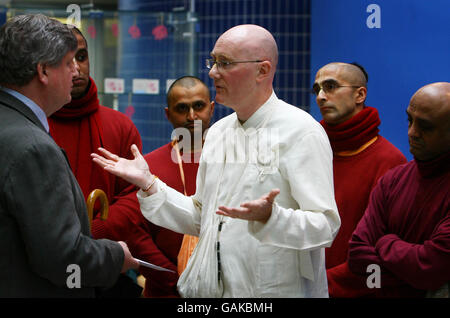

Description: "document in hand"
135 258 176 273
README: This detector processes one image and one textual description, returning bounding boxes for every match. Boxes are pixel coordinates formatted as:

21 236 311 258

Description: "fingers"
216 206 250 218
240 188 280 209
266 188 280 203
216 189 280 222
91 153 109 168
118 241 139 272
96 147 118 160
91 153 116 168
130 144 142 159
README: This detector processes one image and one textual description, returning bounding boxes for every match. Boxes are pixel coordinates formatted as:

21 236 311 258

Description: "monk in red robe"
312 62 406 279
329 82 450 297
132 76 214 297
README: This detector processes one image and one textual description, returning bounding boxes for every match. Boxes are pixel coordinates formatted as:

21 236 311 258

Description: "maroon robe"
342 151 450 297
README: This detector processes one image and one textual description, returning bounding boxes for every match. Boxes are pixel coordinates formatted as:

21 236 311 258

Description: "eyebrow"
174 100 206 107
210 53 232 60
406 109 434 127
313 78 339 86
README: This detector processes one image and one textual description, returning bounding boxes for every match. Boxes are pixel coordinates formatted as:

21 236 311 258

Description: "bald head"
313 62 368 124
318 62 368 88
208 24 279 118
407 82 450 160
167 76 210 106
219 24 278 70
411 82 450 111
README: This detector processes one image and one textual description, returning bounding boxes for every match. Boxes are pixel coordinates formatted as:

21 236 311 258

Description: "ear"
355 86 367 104
164 106 170 120
209 101 215 117
36 63 49 85
256 61 272 82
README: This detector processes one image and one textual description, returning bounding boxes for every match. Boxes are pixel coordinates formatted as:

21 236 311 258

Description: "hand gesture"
91 144 153 190
216 189 280 223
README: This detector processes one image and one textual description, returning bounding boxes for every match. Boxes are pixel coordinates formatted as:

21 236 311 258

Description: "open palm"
91 144 152 189
216 189 280 223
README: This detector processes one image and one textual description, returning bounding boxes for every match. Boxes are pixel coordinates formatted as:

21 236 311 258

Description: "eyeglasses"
311 80 361 96
205 58 263 70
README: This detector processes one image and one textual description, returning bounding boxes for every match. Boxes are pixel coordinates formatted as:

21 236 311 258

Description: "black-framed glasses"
205 58 263 70
311 80 361 96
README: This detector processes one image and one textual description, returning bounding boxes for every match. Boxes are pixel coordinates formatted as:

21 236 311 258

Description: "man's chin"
70 90 85 99
411 149 434 162
71 83 89 99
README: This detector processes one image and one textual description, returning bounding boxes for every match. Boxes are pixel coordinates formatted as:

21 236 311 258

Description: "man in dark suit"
0 14 138 297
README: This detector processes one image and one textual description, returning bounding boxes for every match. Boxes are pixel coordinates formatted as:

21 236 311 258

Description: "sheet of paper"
135 258 176 273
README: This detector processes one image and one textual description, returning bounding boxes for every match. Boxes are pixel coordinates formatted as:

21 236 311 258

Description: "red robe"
321 107 406 270
137 142 200 297
331 151 450 297
48 78 143 240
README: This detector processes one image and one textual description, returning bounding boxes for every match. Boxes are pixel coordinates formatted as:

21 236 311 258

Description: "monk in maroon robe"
328 82 450 297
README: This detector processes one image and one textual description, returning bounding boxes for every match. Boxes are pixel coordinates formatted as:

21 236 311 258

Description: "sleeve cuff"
247 202 279 243
375 233 400 254
137 179 167 222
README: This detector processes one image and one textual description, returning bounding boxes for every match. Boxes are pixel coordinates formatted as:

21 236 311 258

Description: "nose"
316 87 327 104
208 63 219 79
72 58 80 77
317 86 327 98
187 107 197 121
408 122 419 139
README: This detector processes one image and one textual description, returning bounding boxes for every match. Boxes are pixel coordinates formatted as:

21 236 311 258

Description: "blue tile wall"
118 0 311 154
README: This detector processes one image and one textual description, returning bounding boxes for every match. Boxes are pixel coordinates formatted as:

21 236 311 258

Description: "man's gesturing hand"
216 189 280 223
91 144 153 190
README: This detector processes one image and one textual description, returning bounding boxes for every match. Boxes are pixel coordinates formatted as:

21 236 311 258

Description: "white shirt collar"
241 90 277 131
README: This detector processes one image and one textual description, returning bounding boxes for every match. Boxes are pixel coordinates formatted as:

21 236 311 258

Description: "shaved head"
219 24 278 70
208 24 279 119
313 62 368 124
318 62 368 87
407 82 450 160
167 76 210 106
410 82 450 113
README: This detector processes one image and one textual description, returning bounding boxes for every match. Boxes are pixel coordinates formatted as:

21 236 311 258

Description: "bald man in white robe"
92 24 340 298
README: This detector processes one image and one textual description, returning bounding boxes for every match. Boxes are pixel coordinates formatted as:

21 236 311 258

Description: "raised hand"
216 189 280 223
91 144 153 190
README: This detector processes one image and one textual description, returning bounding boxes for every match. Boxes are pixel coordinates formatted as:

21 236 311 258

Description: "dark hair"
0 14 77 86
166 76 210 106
68 25 88 49
350 62 369 84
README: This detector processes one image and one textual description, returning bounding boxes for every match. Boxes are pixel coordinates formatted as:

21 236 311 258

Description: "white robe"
138 92 340 297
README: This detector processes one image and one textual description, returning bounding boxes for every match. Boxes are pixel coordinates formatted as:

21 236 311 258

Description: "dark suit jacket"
0 90 124 297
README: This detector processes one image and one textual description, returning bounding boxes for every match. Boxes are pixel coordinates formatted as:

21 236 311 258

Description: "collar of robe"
415 150 450 178
320 106 381 153
51 77 99 119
